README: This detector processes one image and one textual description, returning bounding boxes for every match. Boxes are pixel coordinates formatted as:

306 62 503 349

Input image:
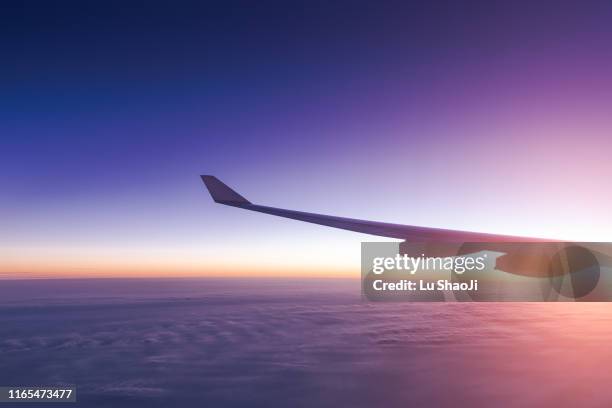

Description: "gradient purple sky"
2 1 612 277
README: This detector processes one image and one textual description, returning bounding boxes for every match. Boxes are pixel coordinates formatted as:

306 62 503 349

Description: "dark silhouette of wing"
201 175 548 243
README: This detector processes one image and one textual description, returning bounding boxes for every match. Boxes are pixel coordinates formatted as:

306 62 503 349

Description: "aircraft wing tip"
200 175 251 205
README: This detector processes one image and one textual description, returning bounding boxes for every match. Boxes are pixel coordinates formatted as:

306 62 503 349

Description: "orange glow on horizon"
1 244 363 279
0 258 357 279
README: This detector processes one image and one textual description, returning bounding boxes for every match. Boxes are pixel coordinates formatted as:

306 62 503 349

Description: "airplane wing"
201 176 612 300
200 175 548 243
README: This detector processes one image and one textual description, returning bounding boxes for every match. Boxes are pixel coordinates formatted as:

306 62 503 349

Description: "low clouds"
2 279 612 407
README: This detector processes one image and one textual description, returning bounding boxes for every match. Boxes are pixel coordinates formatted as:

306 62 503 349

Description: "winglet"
200 175 251 205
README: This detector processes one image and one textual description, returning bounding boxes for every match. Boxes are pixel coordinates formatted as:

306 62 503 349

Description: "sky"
2 1 612 277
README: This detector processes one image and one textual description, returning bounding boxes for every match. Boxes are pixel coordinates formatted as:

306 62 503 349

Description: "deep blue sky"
3 1 612 276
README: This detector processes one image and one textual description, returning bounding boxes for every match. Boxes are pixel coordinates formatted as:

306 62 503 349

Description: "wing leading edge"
200 175 547 243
